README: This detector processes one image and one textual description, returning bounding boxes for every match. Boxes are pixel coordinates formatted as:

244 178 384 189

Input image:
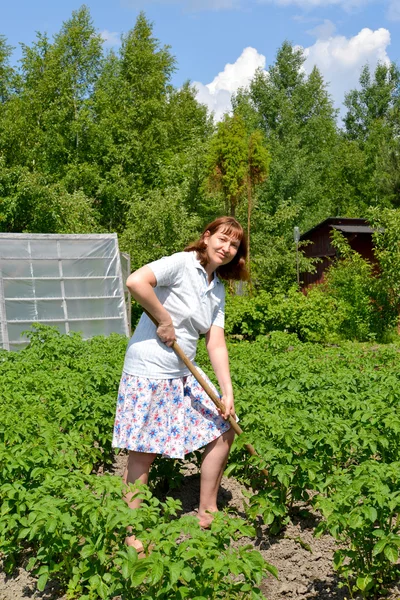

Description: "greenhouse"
0 233 130 351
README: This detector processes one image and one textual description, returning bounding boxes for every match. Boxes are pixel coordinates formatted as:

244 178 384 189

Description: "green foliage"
0 325 274 599
2 325 400 597
197 335 400 595
0 163 100 232
235 42 338 228
249 201 316 291
324 230 381 341
342 62 400 210
0 35 15 103
368 207 400 314
315 462 400 598
0 8 211 238
225 286 339 343
344 62 400 142
207 114 249 216
227 219 400 344
119 186 202 270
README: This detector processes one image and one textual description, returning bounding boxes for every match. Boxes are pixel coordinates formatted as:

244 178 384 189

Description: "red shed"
300 217 377 288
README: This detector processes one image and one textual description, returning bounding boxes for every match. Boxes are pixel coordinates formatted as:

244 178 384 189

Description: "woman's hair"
185 216 249 281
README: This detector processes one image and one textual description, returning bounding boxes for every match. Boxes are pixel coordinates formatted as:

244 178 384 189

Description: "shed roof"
300 217 372 240
332 224 374 234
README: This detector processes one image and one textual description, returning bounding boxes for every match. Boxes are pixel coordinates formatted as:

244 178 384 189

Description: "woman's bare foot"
125 535 146 557
125 535 154 558
197 510 217 529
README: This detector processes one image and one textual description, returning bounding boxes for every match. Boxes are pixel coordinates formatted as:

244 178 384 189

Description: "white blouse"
123 251 225 378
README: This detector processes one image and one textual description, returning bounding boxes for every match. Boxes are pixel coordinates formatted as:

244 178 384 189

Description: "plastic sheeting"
0 234 130 351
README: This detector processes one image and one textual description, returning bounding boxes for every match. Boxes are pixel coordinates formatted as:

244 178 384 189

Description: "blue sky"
2 0 400 121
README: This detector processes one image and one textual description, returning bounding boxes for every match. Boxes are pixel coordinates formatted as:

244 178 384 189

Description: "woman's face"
203 227 241 267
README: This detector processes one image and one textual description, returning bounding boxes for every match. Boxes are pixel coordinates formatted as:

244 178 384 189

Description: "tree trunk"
247 175 252 290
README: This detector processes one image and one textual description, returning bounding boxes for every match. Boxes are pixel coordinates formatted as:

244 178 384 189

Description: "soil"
1 452 399 600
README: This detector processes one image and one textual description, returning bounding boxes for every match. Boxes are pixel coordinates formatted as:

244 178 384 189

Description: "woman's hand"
219 394 236 421
156 320 176 347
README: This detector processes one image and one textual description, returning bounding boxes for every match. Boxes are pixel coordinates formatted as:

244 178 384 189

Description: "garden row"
0 325 275 600
1 325 400 598
198 332 400 598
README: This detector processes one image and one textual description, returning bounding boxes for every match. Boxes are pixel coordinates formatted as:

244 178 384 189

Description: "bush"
227 226 400 343
225 286 340 343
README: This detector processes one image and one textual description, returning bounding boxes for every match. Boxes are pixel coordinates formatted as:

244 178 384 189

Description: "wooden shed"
300 217 377 288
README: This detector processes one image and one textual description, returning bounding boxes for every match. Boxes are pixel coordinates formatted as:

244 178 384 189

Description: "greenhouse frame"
0 233 131 351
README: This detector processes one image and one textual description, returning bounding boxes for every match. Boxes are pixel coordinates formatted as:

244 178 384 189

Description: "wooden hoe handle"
144 309 269 478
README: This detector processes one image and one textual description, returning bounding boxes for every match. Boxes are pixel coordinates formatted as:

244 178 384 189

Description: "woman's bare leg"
123 451 157 548
198 427 235 527
123 450 157 508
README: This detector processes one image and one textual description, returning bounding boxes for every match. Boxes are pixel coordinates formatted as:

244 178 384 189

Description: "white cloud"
122 0 241 10
302 27 391 115
307 19 336 39
124 0 400 15
100 30 121 47
387 0 400 20
193 47 267 121
259 0 368 8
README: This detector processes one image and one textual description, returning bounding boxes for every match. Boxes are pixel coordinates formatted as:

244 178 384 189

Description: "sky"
2 0 400 122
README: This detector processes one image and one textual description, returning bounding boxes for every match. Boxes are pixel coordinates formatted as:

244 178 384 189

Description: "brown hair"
185 216 249 281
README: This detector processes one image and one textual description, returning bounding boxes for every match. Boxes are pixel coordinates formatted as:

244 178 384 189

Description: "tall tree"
206 114 248 217
16 7 103 175
343 62 400 208
344 63 400 141
92 12 177 230
232 42 338 291
206 114 270 277
246 130 270 274
0 36 14 103
237 43 338 227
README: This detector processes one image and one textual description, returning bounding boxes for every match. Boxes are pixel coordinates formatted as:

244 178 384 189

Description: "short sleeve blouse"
122 251 225 378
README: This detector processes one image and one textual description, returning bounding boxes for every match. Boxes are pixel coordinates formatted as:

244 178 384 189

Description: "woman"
112 216 248 550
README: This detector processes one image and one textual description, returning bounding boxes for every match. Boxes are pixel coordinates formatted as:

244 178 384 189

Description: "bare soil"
1 452 399 600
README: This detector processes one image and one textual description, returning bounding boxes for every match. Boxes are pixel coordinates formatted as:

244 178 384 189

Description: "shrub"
225 286 340 343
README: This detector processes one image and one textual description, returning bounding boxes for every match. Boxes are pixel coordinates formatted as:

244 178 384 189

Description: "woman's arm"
126 266 176 346
205 325 235 419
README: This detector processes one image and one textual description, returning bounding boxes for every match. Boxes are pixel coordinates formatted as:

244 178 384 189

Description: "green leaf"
356 574 374 592
81 543 95 559
224 463 238 477
130 564 148 586
365 506 377 523
372 529 385 538
148 560 164 585
169 562 182 586
37 573 49 592
265 562 279 578
372 538 387 556
97 580 109 599
384 545 398 563
181 567 194 582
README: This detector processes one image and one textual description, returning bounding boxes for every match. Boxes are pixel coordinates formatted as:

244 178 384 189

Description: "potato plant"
0 325 276 599
2 324 400 597
198 330 400 596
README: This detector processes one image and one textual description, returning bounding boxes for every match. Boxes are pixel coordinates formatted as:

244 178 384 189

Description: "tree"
15 7 103 175
246 130 270 275
232 42 338 291
0 36 15 103
239 43 338 226
344 62 400 141
343 62 400 209
206 114 270 277
206 114 248 217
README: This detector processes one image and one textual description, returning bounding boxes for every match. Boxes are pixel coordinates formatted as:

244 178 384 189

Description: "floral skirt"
112 368 232 459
